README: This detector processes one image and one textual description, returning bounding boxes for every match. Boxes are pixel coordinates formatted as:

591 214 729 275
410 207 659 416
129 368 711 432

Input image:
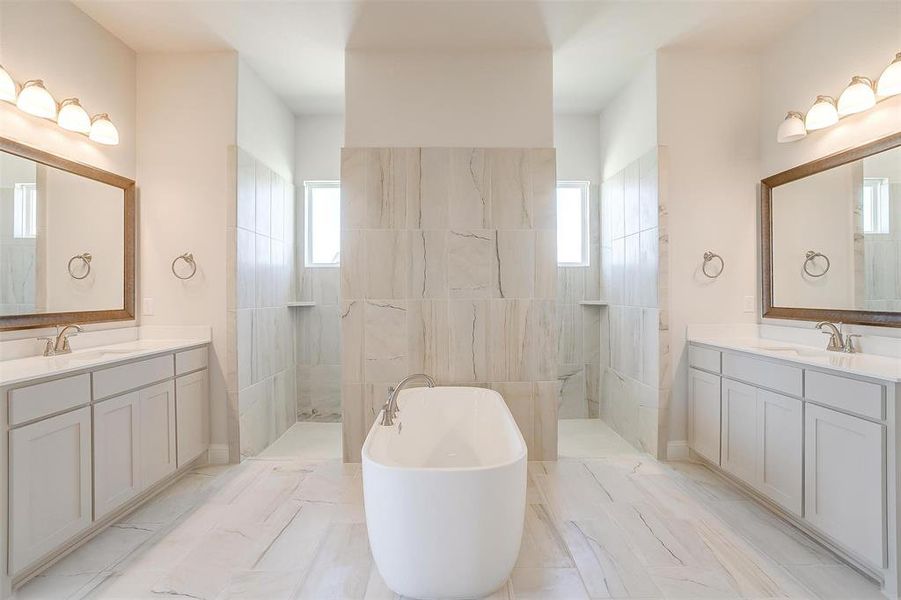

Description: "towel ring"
67 252 92 280
171 252 197 280
702 251 724 278
804 250 830 278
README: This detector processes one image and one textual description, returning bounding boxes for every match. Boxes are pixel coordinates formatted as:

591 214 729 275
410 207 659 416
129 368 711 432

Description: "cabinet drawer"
805 370 884 421
9 374 91 426
722 352 802 397
93 354 174 400
175 346 208 375
689 345 721 373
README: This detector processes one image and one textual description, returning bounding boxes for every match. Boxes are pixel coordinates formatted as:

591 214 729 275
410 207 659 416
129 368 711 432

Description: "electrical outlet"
142 297 154 316
743 295 755 313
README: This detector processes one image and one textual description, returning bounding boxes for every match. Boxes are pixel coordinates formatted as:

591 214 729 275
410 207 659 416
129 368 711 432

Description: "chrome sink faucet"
380 373 436 426
39 324 83 356
816 321 860 353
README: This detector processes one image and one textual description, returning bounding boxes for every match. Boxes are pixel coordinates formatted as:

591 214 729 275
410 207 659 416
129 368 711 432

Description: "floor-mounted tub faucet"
380 373 436 426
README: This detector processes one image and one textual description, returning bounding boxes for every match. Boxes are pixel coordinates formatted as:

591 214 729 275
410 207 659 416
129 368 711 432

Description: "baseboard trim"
208 444 230 465
666 440 690 461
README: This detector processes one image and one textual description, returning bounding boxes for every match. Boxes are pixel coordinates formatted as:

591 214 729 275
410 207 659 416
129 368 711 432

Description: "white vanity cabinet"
687 340 895 592
3 341 210 585
805 403 885 568
9 407 93 575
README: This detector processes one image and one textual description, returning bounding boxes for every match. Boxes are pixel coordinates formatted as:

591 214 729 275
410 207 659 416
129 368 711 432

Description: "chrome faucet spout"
53 324 82 354
816 321 845 352
380 373 436 426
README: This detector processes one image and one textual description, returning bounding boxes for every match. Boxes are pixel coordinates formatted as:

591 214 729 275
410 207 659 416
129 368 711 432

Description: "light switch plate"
142 298 154 316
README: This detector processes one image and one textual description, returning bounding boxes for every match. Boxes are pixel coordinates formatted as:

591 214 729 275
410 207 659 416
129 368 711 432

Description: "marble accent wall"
228 148 297 459
340 147 558 462
557 189 603 419
600 147 668 457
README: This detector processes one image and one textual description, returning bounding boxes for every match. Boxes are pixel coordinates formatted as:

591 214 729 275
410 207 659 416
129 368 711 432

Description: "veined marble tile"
533 381 557 461
294 522 372 599
255 162 272 237
582 305 601 364
408 230 448 298
609 238 625 306
493 229 535 298
341 300 364 384
604 170 625 241
255 235 271 309
372 148 416 229
447 229 494 298
557 267 585 305
556 304 581 366
623 233 640 307
309 365 342 421
585 362 600 419
340 229 365 300
510 568 589 599
490 382 534 457
365 230 407 299
623 160 640 237
236 227 256 310
529 149 557 231
448 299 488 382
363 300 408 384
532 300 557 382
221 570 304 599
236 309 253 390
252 500 335 572
641 308 659 388
534 230 557 300
236 148 256 231
448 149 490 228
407 300 450 382
270 174 286 242
342 384 365 462
639 228 658 308
639 148 659 231
515 503 575 568
341 148 371 230
489 149 532 229
556 364 586 419
488 299 534 382
638 406 659 456
312 267 340 306
415 148 450 229
298 305 340 366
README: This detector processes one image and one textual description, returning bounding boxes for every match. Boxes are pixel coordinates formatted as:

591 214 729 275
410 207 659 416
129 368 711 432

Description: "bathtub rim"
362 386 528 473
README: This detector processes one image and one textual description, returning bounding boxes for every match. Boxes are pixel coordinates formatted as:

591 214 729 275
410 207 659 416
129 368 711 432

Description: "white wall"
657 49 761 450
345 50 553 147
555 114 600 184
136 51 238 456
295 115 344 183
760 2 901 178
237 60 296 182
598 56 657 180
0 1 135 179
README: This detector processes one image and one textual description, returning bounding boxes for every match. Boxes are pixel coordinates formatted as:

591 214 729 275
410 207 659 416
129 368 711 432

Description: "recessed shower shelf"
287 301 316 308
578 301 608 306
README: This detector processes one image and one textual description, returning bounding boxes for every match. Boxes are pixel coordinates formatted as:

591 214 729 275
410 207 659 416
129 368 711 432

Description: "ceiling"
73 0 817 115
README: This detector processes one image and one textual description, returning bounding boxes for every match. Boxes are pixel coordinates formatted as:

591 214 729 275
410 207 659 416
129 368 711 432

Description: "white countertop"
688 334 901 383
0 337 210 387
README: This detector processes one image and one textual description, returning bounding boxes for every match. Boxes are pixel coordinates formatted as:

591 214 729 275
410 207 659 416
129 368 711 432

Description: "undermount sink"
67 348 136 362
757 346 826 358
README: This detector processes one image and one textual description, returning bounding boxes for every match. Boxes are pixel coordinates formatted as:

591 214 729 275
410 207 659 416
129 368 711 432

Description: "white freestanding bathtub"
362 386 527 599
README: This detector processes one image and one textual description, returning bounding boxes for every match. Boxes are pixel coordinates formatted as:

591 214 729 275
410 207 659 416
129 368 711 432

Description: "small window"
863 177 890 234
304 181 341 267
13 183 37 239
557 181 590 266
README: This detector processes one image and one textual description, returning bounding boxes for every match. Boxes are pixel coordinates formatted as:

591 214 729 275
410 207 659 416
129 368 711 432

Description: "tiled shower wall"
600 147 668 457
556 189 603 419
340 148 558 462
228 148 297 459
294 260 342 420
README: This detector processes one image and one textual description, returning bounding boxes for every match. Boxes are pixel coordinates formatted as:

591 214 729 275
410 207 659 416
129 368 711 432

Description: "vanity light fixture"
837 76 876 116
16 80 57 119
89 113 119 145
0 65 17 103
57 98 91 134
876 52 901 97
776 111 807 143
804 95 839 131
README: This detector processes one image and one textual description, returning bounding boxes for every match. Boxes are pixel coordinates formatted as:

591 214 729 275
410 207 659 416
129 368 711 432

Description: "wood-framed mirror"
761 131 901 327
0 136 135 331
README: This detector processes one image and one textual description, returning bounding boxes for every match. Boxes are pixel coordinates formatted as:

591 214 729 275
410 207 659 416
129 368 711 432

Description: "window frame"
862 177 890 235
556 180 591 267
304 180 341 268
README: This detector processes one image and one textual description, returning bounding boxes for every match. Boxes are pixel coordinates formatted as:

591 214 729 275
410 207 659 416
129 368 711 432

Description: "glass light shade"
805 95 838 131
57 98 91 134
16 80 56 119
876 52 901 97
777 111 807 143
89 113 119 145
0 65 16 103
837 76 876 116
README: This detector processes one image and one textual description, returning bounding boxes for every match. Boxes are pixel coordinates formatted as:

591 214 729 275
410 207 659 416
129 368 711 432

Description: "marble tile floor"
558 419 641 459
258 422 342 460
14 431 883 599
